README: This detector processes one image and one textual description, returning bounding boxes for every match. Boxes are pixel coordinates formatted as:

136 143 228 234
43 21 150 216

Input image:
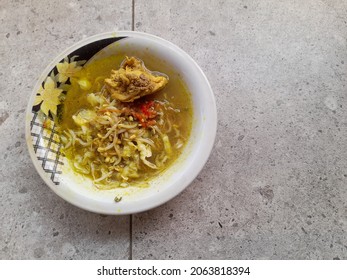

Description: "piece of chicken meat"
104 56 169 102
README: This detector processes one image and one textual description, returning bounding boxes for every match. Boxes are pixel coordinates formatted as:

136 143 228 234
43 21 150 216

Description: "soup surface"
58 55 193 189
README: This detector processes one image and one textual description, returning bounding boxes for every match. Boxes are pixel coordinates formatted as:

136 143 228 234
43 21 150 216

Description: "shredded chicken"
60 91 183 188
104 56 168 102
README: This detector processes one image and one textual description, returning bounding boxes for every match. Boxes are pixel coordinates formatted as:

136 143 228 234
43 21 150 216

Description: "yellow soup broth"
58 55 193 189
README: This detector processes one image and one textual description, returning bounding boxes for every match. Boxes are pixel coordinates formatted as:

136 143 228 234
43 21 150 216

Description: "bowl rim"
25 31 217 215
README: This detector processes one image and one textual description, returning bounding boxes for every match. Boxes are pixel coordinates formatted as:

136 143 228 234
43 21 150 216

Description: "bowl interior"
26 31 216 214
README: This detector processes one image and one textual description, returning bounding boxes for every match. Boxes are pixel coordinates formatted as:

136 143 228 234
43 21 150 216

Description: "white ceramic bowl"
25 31 217 214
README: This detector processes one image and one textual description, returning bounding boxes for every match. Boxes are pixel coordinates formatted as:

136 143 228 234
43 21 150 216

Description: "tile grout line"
129 215 133 260
132 0 135 32
129 0 135 261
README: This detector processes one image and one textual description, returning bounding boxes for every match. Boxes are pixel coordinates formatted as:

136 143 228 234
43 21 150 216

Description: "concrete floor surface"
1 0 346 259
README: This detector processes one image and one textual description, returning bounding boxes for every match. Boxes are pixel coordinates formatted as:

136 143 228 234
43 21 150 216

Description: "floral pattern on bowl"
29 37 127 185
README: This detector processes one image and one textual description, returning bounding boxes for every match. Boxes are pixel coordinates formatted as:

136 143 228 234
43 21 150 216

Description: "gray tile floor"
1 0 346 259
